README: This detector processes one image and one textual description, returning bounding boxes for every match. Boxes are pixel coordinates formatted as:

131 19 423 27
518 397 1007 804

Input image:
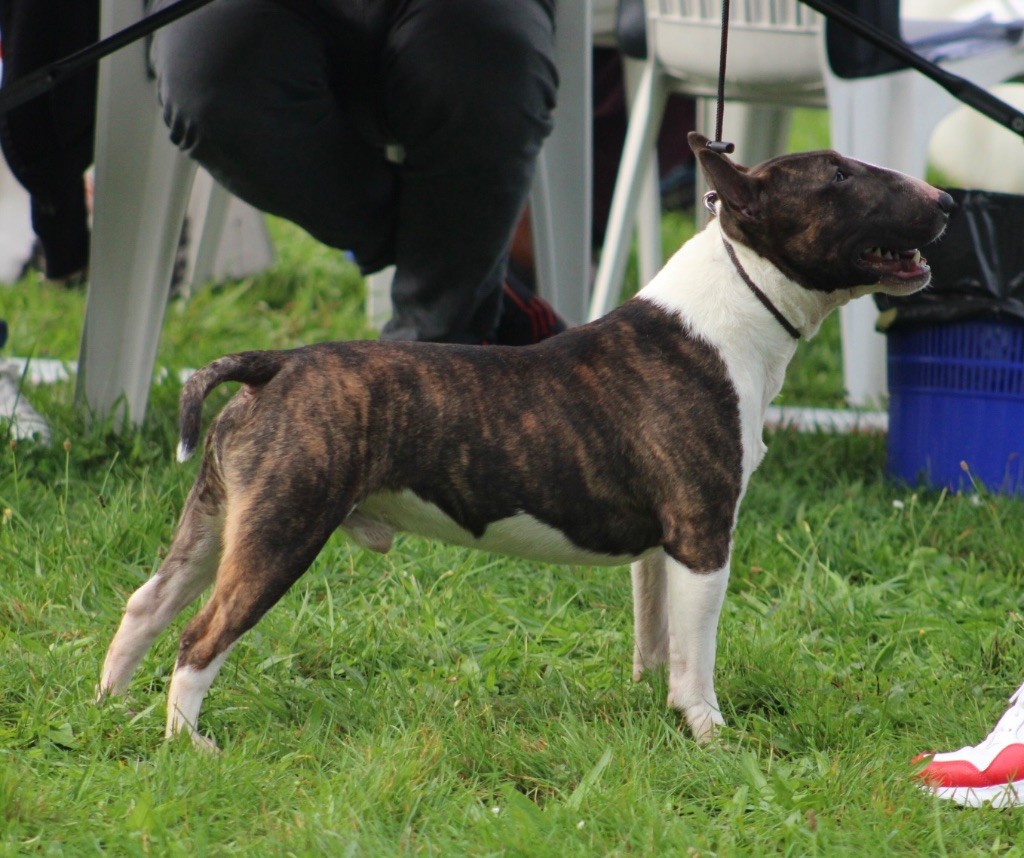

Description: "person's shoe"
0 362 51 444
494 269 567 346
914 682 1024 808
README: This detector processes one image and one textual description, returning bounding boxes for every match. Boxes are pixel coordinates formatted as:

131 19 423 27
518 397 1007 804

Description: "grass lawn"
2 109 1023 855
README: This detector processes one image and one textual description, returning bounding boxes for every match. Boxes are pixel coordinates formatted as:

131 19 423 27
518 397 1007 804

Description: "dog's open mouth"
859 246 930 290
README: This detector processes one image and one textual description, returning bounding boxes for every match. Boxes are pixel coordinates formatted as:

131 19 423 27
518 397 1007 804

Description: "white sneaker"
0 366 51 444
915 682 1024 808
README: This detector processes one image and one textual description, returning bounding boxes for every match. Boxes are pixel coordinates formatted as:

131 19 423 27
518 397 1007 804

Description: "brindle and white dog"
98 133 953 748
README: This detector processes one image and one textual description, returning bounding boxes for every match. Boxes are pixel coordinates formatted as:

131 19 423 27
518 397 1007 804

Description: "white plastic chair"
79 1 274 425
588 0 823 329
589 0 1024 406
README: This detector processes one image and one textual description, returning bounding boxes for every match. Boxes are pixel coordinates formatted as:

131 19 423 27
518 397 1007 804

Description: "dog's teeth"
913 249 922 264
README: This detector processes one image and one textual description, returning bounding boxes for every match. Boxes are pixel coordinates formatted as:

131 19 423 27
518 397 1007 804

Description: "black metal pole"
0 0 218 117
800 0 1024 138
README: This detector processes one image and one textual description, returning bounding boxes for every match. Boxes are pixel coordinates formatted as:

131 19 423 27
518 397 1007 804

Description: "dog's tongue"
898 249 927 278
900 250 922 271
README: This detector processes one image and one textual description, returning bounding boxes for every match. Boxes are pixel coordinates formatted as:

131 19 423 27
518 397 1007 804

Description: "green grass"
2 111 1024 854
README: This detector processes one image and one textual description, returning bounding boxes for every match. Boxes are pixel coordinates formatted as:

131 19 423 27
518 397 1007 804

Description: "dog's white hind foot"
165 648 233 751
664 557 730 742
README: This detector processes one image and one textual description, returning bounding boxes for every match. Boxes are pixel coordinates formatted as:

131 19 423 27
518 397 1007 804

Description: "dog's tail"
177 351 288 463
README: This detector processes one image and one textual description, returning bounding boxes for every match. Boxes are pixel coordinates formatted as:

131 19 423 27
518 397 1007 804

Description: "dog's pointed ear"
687 131 710 155
690 133 760 221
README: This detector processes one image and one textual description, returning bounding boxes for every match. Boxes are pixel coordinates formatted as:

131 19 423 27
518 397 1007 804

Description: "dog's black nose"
937 191 956 214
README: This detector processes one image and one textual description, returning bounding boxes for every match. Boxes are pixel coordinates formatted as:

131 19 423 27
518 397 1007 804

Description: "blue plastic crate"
887 321 1024 496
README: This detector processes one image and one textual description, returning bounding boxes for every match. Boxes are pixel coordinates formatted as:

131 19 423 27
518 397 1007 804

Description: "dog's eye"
833 169 849 183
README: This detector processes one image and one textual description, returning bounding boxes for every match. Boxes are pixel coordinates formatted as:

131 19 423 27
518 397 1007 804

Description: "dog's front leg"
665 555 730 742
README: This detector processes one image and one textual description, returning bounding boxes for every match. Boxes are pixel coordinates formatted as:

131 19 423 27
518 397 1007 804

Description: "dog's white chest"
348 490 641 567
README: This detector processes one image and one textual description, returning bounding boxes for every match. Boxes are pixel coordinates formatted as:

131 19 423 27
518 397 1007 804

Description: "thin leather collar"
704 192 801 340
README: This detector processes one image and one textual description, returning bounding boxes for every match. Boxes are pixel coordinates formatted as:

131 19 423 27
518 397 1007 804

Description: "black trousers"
151 0 558 343
0 0 98 279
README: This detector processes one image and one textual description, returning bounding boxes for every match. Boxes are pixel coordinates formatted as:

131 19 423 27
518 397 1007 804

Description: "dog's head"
688 132 953 296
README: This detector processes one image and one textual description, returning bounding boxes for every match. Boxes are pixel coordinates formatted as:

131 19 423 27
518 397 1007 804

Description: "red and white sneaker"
915 681 1024 808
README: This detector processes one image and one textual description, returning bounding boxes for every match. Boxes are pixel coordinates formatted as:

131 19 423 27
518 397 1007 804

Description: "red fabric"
917 744 1024 788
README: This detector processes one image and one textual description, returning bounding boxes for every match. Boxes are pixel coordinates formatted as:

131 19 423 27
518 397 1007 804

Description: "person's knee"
151 23 240 154
151 0 329 156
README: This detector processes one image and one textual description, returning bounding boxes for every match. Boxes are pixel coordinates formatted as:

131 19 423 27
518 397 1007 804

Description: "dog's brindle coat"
99 134 953 747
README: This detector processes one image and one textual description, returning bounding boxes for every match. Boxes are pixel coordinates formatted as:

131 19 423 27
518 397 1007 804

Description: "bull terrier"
98 133 953 748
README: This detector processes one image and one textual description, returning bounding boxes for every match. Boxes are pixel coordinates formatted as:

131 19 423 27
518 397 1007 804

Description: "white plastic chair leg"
365 267 395 331
590 60 669 321
830 76 936 407
185 169 275 295
623 56 664 292
77 0 197 425
181 169 231 298
529 0 593 326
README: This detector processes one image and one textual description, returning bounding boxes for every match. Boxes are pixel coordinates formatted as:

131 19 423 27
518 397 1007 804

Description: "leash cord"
714 0 730 146
707 2 798 337
707 1 735 154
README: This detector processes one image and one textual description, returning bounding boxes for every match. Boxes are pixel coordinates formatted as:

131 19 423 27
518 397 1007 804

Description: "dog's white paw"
684 705 725 745
168 727 221 754
667 684 724 743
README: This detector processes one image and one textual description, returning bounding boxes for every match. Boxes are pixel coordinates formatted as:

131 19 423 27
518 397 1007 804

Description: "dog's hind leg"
165 496 343 749
664 554 730 743
98 477 224 699
631 551 669 680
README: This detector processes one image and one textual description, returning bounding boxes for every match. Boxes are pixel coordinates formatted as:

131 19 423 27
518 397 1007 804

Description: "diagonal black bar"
801 0 1024 138
0 0 217 117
